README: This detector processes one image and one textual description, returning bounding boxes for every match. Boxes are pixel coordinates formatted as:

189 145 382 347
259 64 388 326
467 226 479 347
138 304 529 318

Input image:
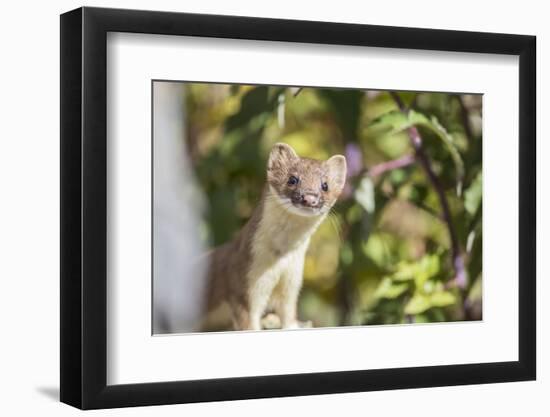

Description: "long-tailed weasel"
204 143 347 331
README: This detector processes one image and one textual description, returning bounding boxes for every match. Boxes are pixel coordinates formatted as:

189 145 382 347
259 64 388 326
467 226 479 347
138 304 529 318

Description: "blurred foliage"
184 82 483 327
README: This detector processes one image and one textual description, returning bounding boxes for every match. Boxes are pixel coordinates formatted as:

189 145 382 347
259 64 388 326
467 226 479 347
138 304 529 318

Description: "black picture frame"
60 6 536 410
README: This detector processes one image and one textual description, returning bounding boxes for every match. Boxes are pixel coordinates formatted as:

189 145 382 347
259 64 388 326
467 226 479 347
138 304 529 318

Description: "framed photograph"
60 6 536 409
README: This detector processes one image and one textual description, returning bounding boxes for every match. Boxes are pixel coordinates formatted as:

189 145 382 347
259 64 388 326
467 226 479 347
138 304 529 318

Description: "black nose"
300 194 319 207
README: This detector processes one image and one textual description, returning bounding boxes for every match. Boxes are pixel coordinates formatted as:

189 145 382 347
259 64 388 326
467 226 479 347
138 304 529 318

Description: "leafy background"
184 82 482 328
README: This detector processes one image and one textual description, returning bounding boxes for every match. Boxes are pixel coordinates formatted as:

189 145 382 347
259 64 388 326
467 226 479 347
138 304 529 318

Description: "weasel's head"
266 143 347 217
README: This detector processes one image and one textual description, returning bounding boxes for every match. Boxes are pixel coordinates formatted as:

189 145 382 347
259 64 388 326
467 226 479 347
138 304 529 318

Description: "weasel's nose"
301 194 319 207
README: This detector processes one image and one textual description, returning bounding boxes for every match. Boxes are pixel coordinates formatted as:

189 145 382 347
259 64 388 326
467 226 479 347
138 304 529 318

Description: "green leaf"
368 109 424 134
374 277 410 300
390 254 439 285
362 233 387 268
413 314 431 323
430 291 456 307
404 294 432 315
427 114 465 196
415 254 440 288
392 261 417 281
368 109 464 190
224 86 284 136
464 171 482 216
389 168 407 184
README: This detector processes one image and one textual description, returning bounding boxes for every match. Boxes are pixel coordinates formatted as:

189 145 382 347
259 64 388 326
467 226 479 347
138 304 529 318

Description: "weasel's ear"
326 155 347 191
267 143 298 175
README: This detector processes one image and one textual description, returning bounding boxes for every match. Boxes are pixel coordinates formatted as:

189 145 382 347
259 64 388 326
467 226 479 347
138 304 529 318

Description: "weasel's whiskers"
326 209 343 244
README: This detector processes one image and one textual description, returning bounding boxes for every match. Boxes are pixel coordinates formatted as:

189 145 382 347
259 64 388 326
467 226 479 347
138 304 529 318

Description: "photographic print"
152 81 483 334
61 8 536 408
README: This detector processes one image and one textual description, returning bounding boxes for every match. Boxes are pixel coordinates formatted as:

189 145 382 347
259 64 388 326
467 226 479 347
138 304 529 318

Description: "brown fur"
202 143 347 331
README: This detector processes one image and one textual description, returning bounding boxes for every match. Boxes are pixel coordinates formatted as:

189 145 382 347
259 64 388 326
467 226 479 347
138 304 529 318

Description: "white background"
0 0 545 415
108 34 518 384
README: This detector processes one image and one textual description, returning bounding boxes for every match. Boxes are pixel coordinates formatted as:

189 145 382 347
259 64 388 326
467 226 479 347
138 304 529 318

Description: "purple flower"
345 143 363 178
453 256 468 289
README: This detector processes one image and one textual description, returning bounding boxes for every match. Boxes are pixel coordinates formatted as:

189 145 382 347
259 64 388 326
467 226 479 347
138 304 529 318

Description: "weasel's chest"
248 227 308 283
246 192 325 279
253 209 317 257
251 206 324 271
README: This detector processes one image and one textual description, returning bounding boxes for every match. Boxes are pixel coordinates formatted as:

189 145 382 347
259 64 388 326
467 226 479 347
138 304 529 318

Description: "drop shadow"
36 386 59 401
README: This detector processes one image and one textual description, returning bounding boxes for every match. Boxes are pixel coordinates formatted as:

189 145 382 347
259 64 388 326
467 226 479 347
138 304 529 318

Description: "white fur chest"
248 189 325 284
257 190 324 253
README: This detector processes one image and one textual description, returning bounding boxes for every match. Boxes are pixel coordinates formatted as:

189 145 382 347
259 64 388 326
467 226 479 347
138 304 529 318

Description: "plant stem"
368 154 416 178
454 94 474 144
390 92 466 289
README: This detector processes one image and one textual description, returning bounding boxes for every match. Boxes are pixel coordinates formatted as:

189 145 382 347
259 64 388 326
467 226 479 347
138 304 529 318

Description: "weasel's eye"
287 176 299 186
322 182 329 192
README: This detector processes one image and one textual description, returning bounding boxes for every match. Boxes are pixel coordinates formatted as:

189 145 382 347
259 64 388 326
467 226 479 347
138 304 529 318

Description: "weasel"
204 143 347 331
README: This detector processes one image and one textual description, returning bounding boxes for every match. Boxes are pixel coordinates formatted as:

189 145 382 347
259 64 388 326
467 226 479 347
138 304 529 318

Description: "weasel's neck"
251 187 325 258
